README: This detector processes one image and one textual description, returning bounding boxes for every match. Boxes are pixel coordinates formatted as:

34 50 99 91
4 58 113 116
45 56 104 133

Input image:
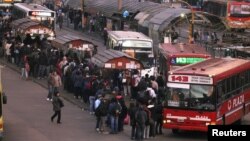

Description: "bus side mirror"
3 92 7 104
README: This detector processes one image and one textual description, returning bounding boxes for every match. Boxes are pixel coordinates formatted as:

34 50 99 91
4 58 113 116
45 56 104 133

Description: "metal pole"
81 0 85 30
177 0 194 43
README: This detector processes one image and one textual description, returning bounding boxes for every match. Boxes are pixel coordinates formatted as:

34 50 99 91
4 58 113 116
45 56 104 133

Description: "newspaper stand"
11 18 55 40
91 49 144 79
51 34 97 59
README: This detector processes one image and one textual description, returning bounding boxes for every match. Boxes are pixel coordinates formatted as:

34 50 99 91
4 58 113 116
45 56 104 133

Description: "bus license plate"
177 119 184 122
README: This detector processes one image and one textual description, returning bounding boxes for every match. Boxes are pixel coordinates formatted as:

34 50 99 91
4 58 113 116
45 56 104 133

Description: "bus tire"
172 129 179 134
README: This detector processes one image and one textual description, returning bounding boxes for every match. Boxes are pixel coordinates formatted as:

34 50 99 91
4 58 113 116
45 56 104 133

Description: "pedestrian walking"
51 92 64 124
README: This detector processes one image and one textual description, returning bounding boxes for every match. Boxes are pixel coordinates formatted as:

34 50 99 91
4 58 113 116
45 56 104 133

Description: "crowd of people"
0 5 168 141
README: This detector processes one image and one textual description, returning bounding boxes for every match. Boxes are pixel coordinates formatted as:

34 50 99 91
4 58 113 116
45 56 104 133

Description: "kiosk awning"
91 49 144 70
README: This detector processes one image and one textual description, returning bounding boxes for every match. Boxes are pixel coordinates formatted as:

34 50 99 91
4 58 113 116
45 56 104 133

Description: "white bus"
12 3 56 30
107 31 156 76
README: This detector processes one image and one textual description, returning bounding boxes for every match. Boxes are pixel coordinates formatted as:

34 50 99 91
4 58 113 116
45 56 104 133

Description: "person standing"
58 13 64 30
103 28 108 45
51 92 64 124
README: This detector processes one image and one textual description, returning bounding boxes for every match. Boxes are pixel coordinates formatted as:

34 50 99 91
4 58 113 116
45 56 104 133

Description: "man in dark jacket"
51 92 64 124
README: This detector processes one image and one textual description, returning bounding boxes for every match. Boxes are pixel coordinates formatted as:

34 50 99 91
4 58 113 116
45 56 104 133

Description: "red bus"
203 0 250 31
158 43 210 80
163 58 250 133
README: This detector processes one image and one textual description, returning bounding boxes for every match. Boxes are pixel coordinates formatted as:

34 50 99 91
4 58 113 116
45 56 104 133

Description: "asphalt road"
1 62 209 141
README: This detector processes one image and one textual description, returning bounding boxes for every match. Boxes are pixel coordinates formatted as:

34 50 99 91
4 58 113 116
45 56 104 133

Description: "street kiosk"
51 34 97 59
11 18 55 40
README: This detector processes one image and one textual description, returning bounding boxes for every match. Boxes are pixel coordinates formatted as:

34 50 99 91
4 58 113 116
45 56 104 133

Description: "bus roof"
170 58 250 77
108 31 152 42
159 43 210 58
14 3 54 12
205 0 227 4
235 47 250 53
0 3 12 7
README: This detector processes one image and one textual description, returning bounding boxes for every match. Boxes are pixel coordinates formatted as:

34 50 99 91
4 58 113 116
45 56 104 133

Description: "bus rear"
163 58 250 133
227 1 250 30
158 43 210 80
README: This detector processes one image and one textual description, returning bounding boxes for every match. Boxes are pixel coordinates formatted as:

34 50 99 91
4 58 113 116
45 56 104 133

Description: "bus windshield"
166 83 215 111
123 48 154 69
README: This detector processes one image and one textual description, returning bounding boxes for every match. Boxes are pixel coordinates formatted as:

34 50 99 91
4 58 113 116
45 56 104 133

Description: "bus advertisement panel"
158 43 210 80
163 58 250 133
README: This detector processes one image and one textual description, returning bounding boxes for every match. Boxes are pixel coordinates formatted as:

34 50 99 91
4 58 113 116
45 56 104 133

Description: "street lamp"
177 0 194 43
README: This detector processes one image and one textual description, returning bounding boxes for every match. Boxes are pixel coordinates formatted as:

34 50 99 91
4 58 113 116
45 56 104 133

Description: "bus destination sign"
3 0 13 2
29 11 53 17
168 75 213 84
170 57 205 65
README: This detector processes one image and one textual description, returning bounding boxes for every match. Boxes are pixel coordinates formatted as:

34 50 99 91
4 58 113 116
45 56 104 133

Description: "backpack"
135 109 147 125
95 101 107 116
84 80 92 90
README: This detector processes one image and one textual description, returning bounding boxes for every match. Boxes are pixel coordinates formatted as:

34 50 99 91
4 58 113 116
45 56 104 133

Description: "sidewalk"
0 57 89 110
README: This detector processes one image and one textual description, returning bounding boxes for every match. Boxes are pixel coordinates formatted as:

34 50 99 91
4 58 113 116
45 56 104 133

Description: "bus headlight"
210 122 216 125
206 122 216 126
163 119 171 123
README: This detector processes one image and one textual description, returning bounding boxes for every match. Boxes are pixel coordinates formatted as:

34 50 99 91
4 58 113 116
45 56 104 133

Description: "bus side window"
248 70 250 89
216 84 223 104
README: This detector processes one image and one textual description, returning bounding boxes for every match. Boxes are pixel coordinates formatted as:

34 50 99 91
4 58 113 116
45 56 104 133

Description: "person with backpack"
108 97 121 134
128 102 138 140
51 91 64 124
82 74 92 103
135 104 147 141
94 95 106 133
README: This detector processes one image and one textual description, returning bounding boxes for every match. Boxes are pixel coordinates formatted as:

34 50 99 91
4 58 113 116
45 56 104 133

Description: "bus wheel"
172 129 179 134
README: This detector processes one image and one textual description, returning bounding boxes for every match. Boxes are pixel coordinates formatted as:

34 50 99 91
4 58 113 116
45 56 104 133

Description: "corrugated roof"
91 49 132 68
85 0 169 17
85 0 191 32
11 18 34 27
52 34 83 45
91 49 143 69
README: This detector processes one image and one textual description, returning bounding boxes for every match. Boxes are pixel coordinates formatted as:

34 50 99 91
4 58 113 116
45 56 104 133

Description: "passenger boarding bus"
158 43 210 80
0 66 7 140
107 31 155 76
12 3 56 30
163 58 250 133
